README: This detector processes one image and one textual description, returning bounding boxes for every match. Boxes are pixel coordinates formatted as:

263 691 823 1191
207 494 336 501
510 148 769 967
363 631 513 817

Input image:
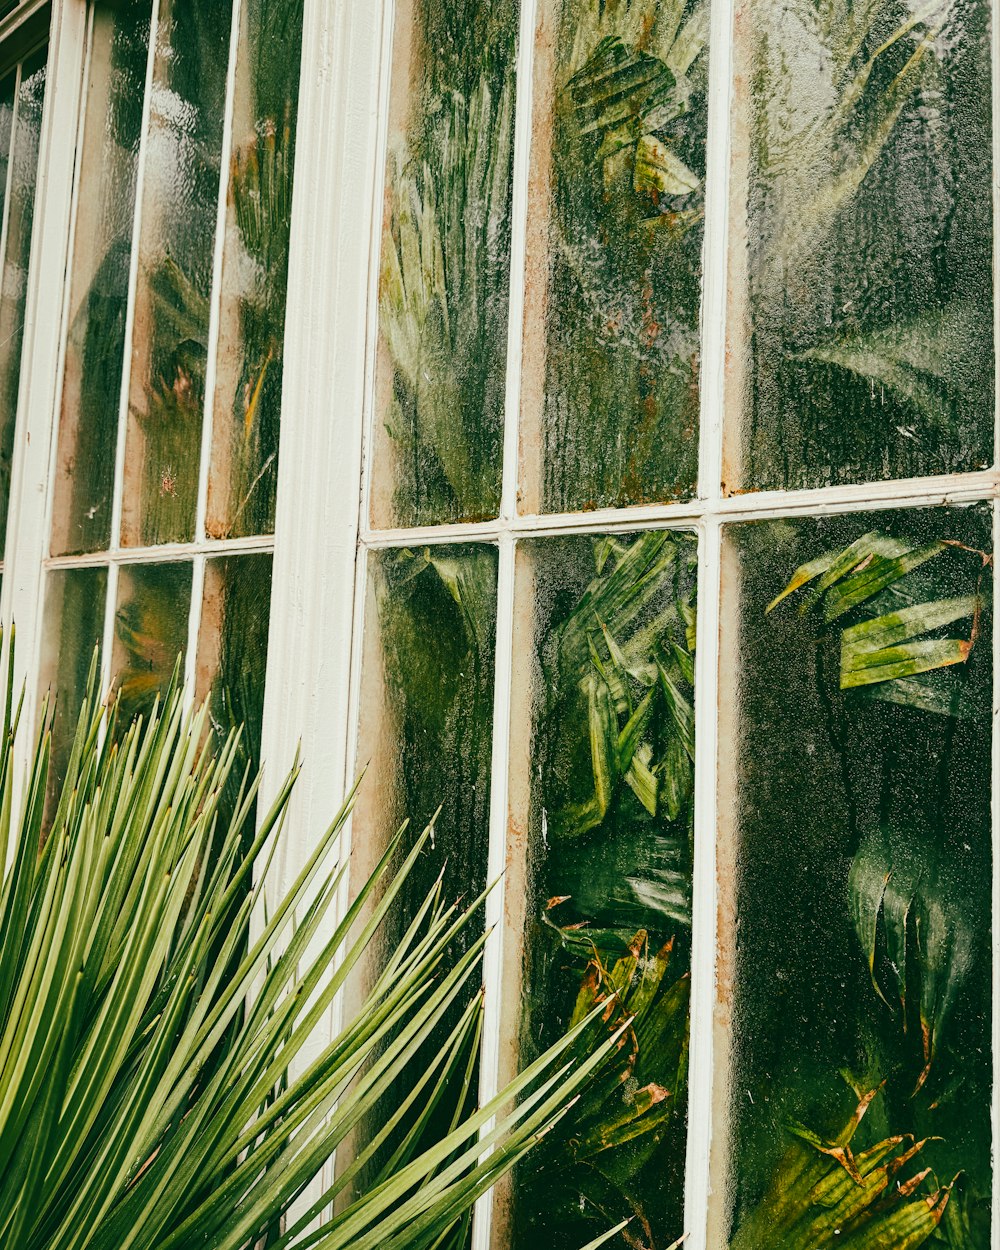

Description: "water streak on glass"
39 566 108 811
120 0 235 547
111 560 192 726
510 530 697 1249
370 0 519 527
729 0 993 492
0 50 46 553
196 553 273 822
205 0 304 541
351 542 498 1175
520 0 709 515
720 508 992 1248
50 1 151 557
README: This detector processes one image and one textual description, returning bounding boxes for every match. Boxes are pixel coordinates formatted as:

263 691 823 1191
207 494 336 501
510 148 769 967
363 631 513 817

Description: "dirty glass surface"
351 542 498 1185
369 0 519 528
0 49 45 552
50 0 150 557
196 553 273 820
722 507 993 1248
205 0 305 541
39 566 108 807
730 0 993 492
510 530 697 1249
120 0 234 547
111 561 192 725
520 0 709 515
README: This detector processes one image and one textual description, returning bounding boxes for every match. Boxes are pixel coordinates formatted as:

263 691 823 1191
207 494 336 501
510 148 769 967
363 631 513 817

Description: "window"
0 1 995 1248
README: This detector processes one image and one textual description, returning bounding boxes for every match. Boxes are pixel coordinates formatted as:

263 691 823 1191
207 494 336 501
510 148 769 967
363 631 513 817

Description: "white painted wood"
1 0 89 800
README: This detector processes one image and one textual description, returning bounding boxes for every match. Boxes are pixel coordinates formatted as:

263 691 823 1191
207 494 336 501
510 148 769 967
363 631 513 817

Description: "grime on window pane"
520 0 709 515
120 0 235 547
508 529 697 1249
727 0 993 493
205 0 305 541
39 566 109 809
50 0 150 557
0 48 45 551
370 0 519 528
111 561 192 725
350 542 498 1182
718 507 993 1249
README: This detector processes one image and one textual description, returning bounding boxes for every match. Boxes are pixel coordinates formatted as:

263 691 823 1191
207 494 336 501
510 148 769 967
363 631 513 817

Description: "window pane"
0 49 45 551
509 530 697 1248
369 0 519 528
196 552 273 817
205 0 305 541
111 561 192 724
351 542 498 1176
729 0 993 492
720 507 992 1246
120 1 235 547
39 565 108 804
519 2 710 514
51 1 151 557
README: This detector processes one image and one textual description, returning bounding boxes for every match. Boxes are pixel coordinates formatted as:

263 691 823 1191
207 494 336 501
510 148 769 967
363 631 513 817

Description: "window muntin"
40 0 305 799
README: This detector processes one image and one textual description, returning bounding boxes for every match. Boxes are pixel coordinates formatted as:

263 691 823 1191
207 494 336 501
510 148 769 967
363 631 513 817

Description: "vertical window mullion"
992 497 1000 1246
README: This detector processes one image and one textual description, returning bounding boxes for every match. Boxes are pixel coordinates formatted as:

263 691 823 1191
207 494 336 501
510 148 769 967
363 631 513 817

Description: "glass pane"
350 543 498 1173
196 552 273 818
205 0 305 541
0 72 14 212
0 53 45 548
729 0 993 492
50 1 151 557
120 0 235 547
519 1 710 515
720 507 993 1247
111 560 192 725
510 530 697 1248
369 0 519 528
39 565 108 806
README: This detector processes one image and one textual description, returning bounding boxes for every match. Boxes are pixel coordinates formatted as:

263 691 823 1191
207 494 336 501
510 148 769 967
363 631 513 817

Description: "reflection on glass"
351 543 498 1176
370 0 519 527
722 509 992 1248
121 0 234 547
51 0 151 556
521 1 709 515
205 0 304 541
511 530 697 1249
39 566 108 807
111 561 192 726
196 553 273 821
731 0 993 491
0 50 45 550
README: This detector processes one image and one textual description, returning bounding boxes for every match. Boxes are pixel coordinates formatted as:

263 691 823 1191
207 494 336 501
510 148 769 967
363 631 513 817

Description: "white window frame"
0 0 996 1247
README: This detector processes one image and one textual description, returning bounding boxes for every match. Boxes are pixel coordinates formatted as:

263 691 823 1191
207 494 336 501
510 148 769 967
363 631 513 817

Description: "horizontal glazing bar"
359 470 1000 548
44 533 274 570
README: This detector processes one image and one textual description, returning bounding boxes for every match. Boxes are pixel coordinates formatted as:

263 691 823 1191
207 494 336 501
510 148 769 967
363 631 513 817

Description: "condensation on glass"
119 1 234 547
38 565 108 805
111 560 192 725
205 0 305 541
506 529 697 1249
715 507 993 1247
195 552 273 812
519 0 709 515
50 0 304 556
50 0 150 556
369 0 520 528
726 0 993 493
0 46 45 554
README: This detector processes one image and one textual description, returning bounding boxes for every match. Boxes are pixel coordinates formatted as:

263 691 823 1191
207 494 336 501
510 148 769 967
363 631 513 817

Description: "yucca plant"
0 650 624 1249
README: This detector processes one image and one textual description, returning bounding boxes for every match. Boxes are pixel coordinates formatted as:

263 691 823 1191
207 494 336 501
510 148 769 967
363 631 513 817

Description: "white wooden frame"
0 1 995 1248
